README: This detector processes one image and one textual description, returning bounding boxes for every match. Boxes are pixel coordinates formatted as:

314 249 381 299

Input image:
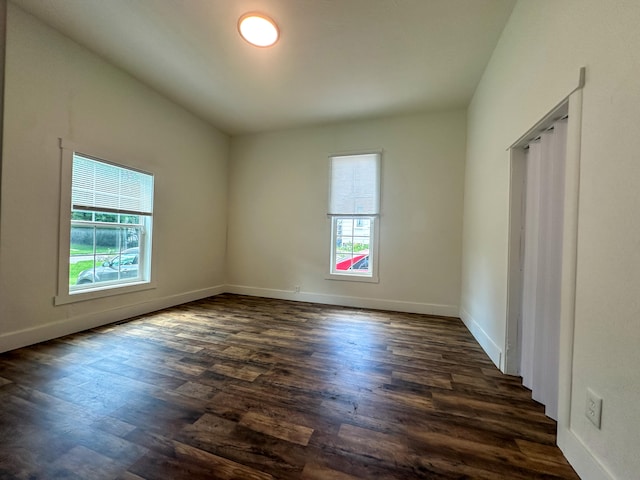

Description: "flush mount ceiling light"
238 13 279 47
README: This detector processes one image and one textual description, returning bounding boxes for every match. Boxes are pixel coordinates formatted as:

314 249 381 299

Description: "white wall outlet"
294 285 300 293
585 388 603 429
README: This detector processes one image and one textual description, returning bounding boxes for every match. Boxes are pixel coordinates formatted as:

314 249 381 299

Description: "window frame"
55 139 155 306
327 215 379 283
326 151 381 283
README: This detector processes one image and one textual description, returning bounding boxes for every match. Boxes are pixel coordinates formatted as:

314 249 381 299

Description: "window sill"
325 273 379 284
54 281 156 306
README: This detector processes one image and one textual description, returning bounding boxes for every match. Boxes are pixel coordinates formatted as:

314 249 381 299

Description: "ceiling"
12 0 516 135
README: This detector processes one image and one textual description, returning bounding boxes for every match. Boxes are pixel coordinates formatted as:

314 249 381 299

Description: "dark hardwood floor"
0 294 579 479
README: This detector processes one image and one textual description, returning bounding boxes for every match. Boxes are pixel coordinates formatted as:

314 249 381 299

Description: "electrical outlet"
585 388 603 429
294 285 300 293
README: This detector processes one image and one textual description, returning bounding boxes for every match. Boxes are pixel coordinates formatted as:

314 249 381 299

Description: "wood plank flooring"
0 294 579 479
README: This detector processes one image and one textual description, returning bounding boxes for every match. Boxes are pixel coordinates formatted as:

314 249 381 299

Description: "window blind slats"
72 154 154 215
329 153 380 215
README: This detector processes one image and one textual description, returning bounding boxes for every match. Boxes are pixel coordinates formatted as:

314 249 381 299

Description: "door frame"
504 68 584 432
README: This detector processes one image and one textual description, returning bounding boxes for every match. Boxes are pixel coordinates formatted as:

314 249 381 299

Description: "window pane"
119 214 140 224
334 251 371 273
350 253 370 272
95 226 120 254
336 218 353 231
332 216 373 276
70 257 98 286
94 212 118 223
71 211 93 221
70 224 143 289
353 237 370 252
70 225 95 257
335 254 355 271
355 218 370 229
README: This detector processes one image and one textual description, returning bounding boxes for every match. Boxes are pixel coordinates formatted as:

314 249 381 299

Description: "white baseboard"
558 426 615 480
1 284 459 353
225 284 459 317
0 285 225 353
459 306 503 369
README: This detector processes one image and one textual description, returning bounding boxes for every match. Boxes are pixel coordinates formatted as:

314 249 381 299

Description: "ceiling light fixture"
238 13 279 47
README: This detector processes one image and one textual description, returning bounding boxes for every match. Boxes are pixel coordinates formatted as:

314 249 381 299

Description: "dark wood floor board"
301 444 428 480
2 382 109 433
182 418 311 478
127 441 274 480
0 407 76 468
123 429 181 460
390 369 453 390
208 390 347 454
64 421 149 467
121 353 209 380
87 357 188 391
111 394 203 437
431 389 554 426
405 428 556 478
300 459 365 480
0 294 579 479
38 369 156 416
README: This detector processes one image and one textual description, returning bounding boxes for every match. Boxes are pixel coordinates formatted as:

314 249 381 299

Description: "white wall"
227 111 466 316
0 4 229 351
461 1 640 478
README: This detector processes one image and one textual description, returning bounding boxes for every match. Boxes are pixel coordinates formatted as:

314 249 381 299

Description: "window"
55 140 154 305
70 153 153 291
328 152 380 281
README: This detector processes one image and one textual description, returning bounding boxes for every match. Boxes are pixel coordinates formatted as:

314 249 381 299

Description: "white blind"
72 154 154 215
329 153 380 215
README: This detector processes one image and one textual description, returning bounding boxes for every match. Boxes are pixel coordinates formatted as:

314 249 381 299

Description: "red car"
335 252 369 271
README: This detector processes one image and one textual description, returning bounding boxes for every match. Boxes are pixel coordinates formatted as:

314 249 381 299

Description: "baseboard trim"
225 284 459 317
558 426 615 480
0 285 225 353
459 306 503 368
1 284 459 352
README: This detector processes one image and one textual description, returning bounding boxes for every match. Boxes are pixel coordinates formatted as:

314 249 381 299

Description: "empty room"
0 1 638 479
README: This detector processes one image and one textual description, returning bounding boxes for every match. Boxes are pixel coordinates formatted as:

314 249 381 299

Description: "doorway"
505 91 582 423
520 113 568 420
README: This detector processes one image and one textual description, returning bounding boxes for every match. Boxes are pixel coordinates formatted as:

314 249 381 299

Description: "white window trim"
326 215 380 283
54 139 155 306
326 150 381 283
